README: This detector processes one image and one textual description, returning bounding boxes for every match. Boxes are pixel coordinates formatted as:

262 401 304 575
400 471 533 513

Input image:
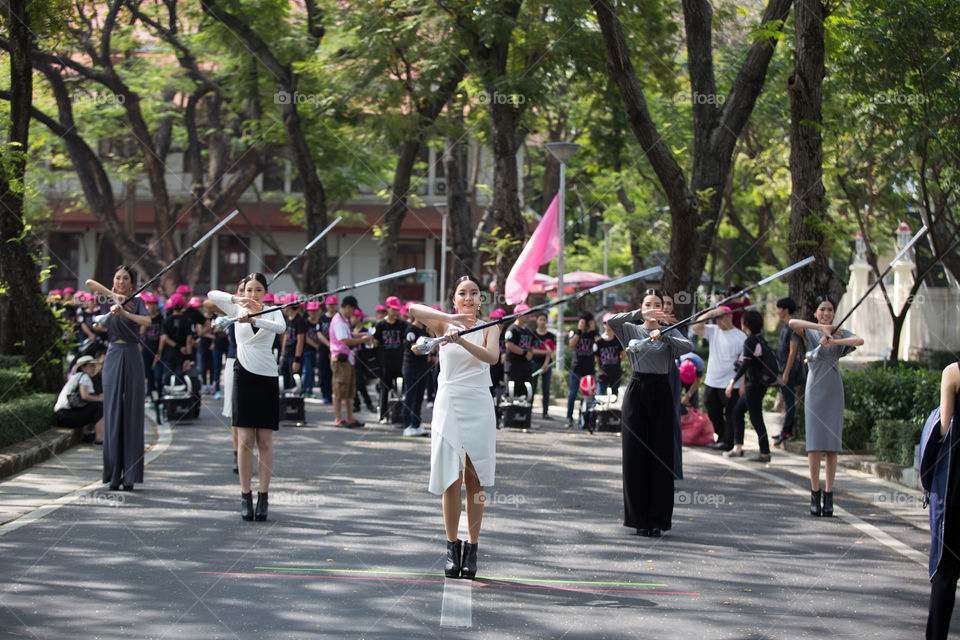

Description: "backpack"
756 336 780 387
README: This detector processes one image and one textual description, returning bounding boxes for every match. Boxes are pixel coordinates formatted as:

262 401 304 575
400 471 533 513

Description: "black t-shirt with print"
570 329 598 376
374 319 408 373
504 322 536 380
594 336 623 384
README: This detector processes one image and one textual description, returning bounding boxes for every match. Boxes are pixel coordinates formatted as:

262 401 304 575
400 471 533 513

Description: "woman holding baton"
607 289 694 537
208 273 286 521
408 276 500 579
88 266 152 491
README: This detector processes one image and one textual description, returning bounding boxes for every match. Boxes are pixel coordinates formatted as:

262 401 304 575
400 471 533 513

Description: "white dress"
428 329 497 495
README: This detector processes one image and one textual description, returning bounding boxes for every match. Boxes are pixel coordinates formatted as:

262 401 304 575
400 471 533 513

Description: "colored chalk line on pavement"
196 566 701 596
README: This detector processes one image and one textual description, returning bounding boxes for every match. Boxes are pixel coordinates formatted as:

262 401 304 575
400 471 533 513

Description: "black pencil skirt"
232 360 279 430
621 372 676 531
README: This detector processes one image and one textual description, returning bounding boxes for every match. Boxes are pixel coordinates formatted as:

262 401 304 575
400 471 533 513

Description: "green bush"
842 364 940 429
874 418 923 466
0 393 57 449
0 355 25 370
0 368 32 403
842 409 873 452
924 350 958 372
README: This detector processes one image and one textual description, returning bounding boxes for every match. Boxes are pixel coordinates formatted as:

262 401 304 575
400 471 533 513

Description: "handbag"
681 407 715 446
67 374 88 409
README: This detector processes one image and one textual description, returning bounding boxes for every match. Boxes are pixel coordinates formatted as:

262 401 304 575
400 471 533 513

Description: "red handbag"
681 408 715 446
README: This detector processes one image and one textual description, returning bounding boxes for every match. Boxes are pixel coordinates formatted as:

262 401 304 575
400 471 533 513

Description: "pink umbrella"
544 270 610 292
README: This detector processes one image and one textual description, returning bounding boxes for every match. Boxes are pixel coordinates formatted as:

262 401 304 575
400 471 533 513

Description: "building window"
47 231 80 291
218 235 248 288
395 240 425 301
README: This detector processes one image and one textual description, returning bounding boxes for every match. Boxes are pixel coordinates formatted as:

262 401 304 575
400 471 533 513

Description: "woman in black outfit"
87 266 152 491
724 310 773 462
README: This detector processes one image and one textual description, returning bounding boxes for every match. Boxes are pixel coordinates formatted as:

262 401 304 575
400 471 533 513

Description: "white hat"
75 355 97 367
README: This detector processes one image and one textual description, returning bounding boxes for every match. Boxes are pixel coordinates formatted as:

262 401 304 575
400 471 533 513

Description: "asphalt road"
0 395 939 639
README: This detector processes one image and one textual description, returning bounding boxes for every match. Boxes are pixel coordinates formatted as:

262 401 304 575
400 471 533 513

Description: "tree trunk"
445 127 474 291
489 100 526 296
786 0 845 319
0 0 63 389
378 140 420 301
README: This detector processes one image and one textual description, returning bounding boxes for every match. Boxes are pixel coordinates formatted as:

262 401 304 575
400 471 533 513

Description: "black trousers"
379 367 402 419
928 506 960 639
621 372 675 531
732 382 770 454
704 384 739 447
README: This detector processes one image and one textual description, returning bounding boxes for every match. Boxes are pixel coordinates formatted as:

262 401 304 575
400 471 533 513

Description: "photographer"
54 355 104 444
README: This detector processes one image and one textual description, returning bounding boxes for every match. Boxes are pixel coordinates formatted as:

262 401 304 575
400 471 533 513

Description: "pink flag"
504 194 560 305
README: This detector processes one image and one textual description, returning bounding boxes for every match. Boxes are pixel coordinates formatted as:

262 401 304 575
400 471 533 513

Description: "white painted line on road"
440 579 472 628
0 412 172 537
688 448 927 567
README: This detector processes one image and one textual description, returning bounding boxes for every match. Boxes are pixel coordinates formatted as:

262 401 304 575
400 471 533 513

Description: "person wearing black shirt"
279 302 306 390
301 302 322 398
530 311 556 419
503 305 536 399
774 296 804 445
724 310 773 462
595 313 624 398
139 293 164 402
157 294 194 385
566 311 598 427
373 296 408 423
401 318 431 436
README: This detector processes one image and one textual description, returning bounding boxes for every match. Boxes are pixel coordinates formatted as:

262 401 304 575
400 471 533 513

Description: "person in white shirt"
207 273 285 522
54 355 104 443
691 306 746 451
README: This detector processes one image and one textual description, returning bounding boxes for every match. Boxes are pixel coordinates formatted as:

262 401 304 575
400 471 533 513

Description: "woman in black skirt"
87 266 152 491
606 290 693 537
208 273 285 521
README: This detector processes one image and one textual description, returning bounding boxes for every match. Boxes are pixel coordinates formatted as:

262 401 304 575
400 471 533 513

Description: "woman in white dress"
408 276 500 579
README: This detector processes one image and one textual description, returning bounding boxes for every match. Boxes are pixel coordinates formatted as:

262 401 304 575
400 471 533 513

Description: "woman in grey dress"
789 296 863 517
607 290 694 537
91 266 152 490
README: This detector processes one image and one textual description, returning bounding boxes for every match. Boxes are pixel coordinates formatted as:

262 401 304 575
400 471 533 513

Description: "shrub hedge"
0 354 25 370
874 419 923 467
0 393 57 449
0 368 32 403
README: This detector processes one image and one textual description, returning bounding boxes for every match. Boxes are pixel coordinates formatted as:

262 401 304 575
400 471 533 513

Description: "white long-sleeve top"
208 291 285 377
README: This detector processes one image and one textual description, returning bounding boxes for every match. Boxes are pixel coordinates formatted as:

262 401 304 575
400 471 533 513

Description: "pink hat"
306 301 320 310
167 293 185 308
141 293 158 303
401 301 417 315
354 309 365 319
489 308 505 319
63 287 75 294
679 359 698 384
263 292 275 303
176 285 191 294
384 295 402 310
717 305 732 314
602 312 615 324
514 303 531 314
188 296 201 308
324 296 338 305
375 304 387 312
50 289 62 297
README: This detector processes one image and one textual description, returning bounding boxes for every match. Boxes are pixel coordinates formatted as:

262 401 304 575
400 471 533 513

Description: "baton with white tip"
90 209 240 324
805 225 928 363
628 256 816 351
410 266 664 355
267 216 341 286
214 268 417 331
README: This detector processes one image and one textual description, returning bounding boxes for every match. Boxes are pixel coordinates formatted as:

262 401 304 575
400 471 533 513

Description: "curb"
780 439 919 490
0 427 81 480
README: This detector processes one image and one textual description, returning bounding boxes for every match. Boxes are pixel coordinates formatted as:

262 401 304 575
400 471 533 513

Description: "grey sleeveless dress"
803 329 855 452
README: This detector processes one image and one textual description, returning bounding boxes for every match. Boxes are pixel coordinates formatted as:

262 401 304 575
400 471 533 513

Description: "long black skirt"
621 372 676 531
232 360 279 430
102 341 145 486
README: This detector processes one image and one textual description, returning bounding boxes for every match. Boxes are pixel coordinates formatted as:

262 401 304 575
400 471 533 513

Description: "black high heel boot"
255 492 268 521
810 489 822 517
822 491 834 517
445 540 462 578
241 491 254 521
460 542 478 579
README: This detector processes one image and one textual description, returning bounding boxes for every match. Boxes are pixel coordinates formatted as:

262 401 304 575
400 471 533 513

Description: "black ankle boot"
822 491 834 517
255 492 268 521
460 542 478 579
810 489 822 517
241 492 254 521
445 540 462 578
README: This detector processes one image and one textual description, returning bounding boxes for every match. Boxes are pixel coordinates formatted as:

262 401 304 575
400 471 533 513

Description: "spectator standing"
566 311 598 428
402 311 432 436
372 296 408 424
329 296 371 428
692 306 746 451
774 296 804 445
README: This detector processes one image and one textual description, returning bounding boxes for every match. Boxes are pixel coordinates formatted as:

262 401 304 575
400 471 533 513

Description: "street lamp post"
437 203 448 308
545 142 580 373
